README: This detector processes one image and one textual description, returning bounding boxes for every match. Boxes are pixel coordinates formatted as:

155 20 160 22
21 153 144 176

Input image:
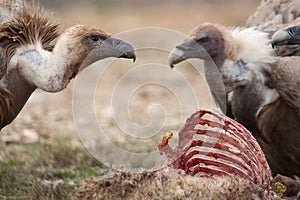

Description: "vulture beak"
271 26 300 48
107 38 136 62
168 38 208 68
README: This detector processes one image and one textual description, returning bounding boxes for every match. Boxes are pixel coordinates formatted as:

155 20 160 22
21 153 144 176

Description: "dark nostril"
288 29 294 36
287 26 297 36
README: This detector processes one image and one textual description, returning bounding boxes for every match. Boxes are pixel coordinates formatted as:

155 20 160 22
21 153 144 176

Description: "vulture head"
271 25 300 47
10 23 136 92
169 23 230 68
40 24 135 91
169 22 275 71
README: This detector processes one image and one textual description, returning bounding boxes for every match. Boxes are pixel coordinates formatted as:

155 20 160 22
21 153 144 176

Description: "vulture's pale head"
12 24 136 92
271 25 300 47
169 23 275 74
169 23 233 68
54 24 136 81
61 25 136 63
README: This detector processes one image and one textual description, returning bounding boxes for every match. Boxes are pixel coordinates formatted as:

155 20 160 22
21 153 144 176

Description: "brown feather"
243 0 300 177
257 98 300 177
272 57 300 111
0 87 14 128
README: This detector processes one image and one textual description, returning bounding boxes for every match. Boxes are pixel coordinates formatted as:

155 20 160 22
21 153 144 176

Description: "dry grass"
0 138 107 199
75 169 271 200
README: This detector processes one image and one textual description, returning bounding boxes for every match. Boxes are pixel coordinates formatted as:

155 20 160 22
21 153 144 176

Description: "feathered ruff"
229 27 276 71
0 3 60 74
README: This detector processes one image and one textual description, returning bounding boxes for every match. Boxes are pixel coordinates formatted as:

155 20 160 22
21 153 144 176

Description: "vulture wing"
272 57 300 112
0 0 24 126
246 0 300 32
256 97 300 177
247 0 300 56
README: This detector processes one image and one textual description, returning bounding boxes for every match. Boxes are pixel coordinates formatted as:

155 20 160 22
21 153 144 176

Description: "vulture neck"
14 36 89 93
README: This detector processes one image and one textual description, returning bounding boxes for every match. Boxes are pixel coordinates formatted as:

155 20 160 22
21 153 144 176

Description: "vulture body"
168 1 300 177
0 2 136 130
256 27 300 177
249 0 300 177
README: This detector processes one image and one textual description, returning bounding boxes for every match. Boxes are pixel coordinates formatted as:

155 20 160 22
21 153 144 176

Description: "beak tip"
271 28 294 47
132 53 137 62
119 51 136 62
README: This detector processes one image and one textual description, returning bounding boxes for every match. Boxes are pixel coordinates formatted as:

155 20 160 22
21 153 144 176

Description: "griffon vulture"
0 1 136 130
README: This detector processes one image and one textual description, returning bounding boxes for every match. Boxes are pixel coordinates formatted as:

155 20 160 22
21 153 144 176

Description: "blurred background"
39 0 260 32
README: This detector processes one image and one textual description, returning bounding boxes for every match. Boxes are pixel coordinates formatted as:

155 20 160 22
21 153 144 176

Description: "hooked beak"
168 47 186 68
271 26 300 48
110 38 136 62
168 38 208 68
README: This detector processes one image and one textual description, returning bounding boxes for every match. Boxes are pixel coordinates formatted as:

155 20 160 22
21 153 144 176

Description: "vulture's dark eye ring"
91 35 100 42
196 36 209 43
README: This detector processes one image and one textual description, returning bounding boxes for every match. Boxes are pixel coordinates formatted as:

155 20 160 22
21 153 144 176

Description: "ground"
0 1 259 199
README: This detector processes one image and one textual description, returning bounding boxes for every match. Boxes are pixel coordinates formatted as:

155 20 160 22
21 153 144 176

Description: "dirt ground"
0 1 260 199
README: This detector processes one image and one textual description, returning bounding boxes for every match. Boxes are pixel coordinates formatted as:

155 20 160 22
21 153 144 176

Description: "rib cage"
158 109 272 192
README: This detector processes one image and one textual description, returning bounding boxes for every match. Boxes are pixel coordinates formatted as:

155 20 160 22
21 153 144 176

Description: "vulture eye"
90 35 102 42
196 36 209 43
